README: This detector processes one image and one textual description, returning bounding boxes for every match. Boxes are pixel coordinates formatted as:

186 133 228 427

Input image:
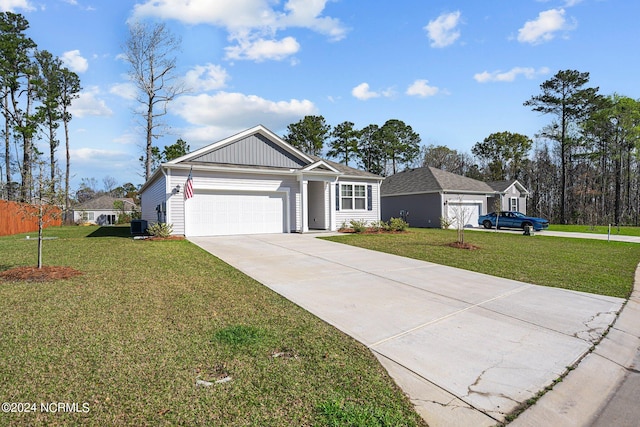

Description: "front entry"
307 181 327 230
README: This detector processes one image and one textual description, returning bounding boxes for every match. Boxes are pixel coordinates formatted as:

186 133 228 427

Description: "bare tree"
102 175 117 194
122 22 184 180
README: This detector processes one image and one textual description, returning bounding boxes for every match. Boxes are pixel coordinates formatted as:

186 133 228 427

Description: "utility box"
130 219 148 236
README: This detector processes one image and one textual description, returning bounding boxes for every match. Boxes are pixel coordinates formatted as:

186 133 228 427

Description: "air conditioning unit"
130 219 148 236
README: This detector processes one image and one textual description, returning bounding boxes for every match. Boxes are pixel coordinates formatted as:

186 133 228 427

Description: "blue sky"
3 0 638 189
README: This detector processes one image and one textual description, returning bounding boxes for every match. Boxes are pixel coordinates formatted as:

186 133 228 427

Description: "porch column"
301 179 309 233
329 180 337 231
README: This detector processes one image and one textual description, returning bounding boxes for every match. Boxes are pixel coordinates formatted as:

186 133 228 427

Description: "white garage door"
186 191 286 236
446 202 481 229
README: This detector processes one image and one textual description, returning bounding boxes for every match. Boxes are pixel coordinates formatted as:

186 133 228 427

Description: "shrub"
147 222 173 238
349 219 368 233
368 220 388 232
388 217 409 232
439 216 452 229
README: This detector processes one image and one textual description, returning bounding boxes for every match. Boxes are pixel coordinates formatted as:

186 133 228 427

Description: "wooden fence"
0 200 62 236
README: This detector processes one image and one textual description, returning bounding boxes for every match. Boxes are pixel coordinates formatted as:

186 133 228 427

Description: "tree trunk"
145 93 154 180
37 204 43 269
3 95 9 200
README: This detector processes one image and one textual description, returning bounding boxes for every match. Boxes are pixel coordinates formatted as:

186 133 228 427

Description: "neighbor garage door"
446 202 481 229
186 191 286 236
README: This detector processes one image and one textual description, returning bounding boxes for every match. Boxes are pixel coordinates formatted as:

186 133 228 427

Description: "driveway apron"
189 234 624 426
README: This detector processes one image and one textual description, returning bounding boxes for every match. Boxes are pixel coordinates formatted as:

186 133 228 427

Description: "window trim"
340 183 367 211
509 197 519 212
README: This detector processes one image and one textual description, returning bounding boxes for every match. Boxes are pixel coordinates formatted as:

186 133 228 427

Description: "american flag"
184 168 194 200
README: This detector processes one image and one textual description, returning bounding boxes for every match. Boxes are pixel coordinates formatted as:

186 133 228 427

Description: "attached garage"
445 201 482 229
186 190 287 237
139 125 383 237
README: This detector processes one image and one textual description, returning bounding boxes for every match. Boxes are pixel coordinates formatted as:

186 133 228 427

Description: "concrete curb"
510 265 640 426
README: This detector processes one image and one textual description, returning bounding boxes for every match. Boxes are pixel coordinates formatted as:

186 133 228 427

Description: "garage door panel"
186 191 285 236
447 203 480 229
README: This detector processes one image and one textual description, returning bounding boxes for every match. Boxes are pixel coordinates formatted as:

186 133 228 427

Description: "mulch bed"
0 266 83 282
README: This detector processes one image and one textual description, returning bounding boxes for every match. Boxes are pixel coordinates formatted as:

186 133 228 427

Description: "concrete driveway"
189 233 624 426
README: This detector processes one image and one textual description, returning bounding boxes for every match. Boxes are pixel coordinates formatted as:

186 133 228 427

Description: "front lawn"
0 226 425 427
324 228 640 298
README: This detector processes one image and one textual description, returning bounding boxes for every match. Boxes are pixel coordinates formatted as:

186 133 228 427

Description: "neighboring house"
487 180 530 213
73 195 137 225
138 125 383 237
380 166 529 229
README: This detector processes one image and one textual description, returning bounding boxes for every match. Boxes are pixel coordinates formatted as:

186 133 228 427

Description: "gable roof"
381 166 494 196
487 179 530 194
167 125 312 169
140 125 382 191
308 155 382 179
75 195 136 211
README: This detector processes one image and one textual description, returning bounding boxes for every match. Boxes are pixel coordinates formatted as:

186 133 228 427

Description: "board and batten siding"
335 179 381 227
191 134 306 169
140 174 167 226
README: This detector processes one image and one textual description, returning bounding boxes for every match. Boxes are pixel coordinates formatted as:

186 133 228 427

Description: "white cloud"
352 83 379 100
474 67 550 83
0 0 34 11
279 0 347 41
70 147 129 162
225 36 300 62
69 86 113 118
517 9 576 44
184 64 229 92
109 82 137 100
406 80 440 97
425 11 461 48
61 50 89 73
170 91 317 139
131 0 347 61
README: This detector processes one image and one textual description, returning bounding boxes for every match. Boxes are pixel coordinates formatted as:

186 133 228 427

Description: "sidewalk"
470 227 640 244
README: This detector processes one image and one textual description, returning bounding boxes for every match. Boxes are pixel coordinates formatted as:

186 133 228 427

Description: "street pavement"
189 232 633 426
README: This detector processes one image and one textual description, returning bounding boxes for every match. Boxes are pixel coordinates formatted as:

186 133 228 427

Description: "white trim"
302 160 341 174
339 182 368 211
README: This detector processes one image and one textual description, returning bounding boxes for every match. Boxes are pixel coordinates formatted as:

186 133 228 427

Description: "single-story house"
380 166 529 228
487 180 530 213
139 125 383 237
73 195 138 225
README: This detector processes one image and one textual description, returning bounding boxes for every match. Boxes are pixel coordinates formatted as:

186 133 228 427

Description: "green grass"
0 226 425 427
324 228 640 298
549 224 640 236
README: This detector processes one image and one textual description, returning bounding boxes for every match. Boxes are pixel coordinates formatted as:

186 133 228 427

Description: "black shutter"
367 185 373 211
335 183 340 210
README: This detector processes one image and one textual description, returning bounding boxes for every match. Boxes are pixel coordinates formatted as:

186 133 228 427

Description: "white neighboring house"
138 125 383 237
73 195 137 225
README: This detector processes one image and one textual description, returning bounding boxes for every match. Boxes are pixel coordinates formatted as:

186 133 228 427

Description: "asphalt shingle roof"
75 195 136 210
308 155 382 179
381 166 495 196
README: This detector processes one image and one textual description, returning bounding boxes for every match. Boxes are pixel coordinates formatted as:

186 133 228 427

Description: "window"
341 184 366 210
82 212 94 221
509 197 519 212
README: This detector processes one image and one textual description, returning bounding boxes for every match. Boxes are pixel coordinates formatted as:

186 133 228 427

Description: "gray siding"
192 134 307 168
381 193 442 228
